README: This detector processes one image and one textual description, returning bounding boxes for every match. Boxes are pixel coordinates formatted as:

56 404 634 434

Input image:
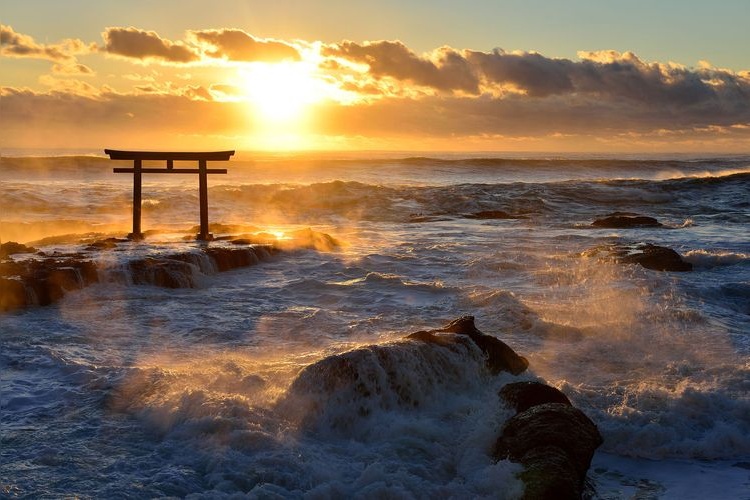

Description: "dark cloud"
466 49 575 97
1 24 93 61
323 40 480 94
191 29 300 62
102 27 199 63
325 42 750 115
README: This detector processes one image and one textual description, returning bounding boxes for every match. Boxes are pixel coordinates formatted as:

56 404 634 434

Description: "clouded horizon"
2 5 749 153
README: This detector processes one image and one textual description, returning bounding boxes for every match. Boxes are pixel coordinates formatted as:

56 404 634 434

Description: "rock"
0 241 37 259
464 210 526 220
0 277 27 310
620 243 692 271
584 243 692 272
279 335 481 434
516 445 582 500
407 316 529 375
85 238 127 251
128 258 198 288
494 402 603 498
500 381 572 413
591 214 662 228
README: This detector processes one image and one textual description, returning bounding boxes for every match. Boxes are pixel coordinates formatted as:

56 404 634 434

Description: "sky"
2 0 749 152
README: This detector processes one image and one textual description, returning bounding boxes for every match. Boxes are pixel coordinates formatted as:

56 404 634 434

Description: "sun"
240 61 324 125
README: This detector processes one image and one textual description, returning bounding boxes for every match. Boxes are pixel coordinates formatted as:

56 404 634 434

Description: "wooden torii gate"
104 149 234 241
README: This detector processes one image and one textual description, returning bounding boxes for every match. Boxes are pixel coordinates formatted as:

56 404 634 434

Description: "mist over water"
1 153 749 498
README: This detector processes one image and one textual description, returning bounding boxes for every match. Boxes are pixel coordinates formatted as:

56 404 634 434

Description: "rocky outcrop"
407 316 529 375
499 381 572 413
584 243 692 272
0 244 278 311
0 241 38 258
0 257 99 310
279 317 529 434
591 213 662 228
495 383 602 499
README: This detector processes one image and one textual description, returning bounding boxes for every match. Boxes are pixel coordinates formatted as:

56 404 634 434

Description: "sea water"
1 152 749 498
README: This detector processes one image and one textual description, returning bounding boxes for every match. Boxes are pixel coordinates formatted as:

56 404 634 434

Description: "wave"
683 249 750 268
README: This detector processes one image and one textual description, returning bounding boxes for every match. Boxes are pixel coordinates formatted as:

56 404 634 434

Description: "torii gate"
104 149 234 241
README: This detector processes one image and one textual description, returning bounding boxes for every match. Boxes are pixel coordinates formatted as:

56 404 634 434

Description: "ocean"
1 152 749 499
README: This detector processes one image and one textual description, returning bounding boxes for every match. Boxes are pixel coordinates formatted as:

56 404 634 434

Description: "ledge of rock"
0 243 278 311
495 382 603 500
583 242 692 272
0 241 38 259
591 213 662 228
278 317 528 434
406 316 529 375
499 381 572 413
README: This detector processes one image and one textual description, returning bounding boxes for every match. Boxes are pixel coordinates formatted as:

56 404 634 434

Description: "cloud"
52 62 95 76
466 49 575 97
325 41 750 118
0 87 254 149
323 40 479 94
1 24 94 61
190 29 300 62
102 27 199 63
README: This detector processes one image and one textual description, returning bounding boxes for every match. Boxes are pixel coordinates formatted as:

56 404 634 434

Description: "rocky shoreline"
0 228 341 312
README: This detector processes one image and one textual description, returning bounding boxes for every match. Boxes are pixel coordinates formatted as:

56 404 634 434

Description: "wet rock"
85 238 128 251
591 214 662 228
0 277 27 310
494 402 603 499
280 335 482 434
584 243 692 272
516 445 581 500
0 241 37 259
500 381 572 413
128 258 197 288
620 243 692 271
0 257 99 310
407 316 529 375
464 210 526 220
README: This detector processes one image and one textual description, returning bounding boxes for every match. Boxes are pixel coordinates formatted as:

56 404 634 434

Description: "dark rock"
0 277 27 310
0 242 37 259
620 244 692 272
408 316 528 375
517 445 582 500
591 214 662 228
464 210 526 220
584 243 692 272
500 381 572 413
128 258 197 288
494 403 603 487
85 238 127 251
279 335 481 434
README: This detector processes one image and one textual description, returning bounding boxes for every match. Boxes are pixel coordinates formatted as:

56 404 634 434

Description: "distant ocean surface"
1 152 749 498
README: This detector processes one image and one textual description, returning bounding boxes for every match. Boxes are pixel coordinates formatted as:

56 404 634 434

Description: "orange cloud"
102 27 199 63
1 24 94 62
190 29 301 62
323 41 480 94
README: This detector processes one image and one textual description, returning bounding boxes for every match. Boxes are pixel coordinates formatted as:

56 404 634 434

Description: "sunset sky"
2 0 749 152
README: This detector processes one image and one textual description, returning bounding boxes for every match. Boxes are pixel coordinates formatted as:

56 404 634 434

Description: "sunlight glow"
240 62 323 125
